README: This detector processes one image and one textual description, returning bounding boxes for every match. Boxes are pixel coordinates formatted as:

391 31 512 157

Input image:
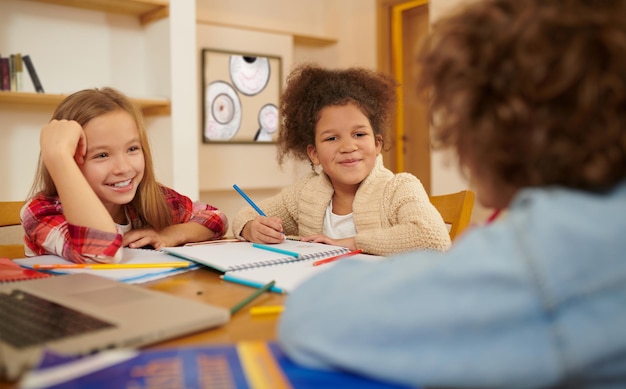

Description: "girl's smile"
306 102 382 195
80 110 145 218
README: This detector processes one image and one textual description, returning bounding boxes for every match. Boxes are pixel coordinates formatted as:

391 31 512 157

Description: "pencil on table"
32 262 191 270
230 280 276 315
250 305 284 317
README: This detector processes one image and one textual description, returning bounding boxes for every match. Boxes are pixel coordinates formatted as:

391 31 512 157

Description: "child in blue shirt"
277 0 626 387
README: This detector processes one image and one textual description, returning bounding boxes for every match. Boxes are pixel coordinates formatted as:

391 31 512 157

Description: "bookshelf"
196 18 338 47
27 0 168 25
1 0 201 201
0 91 170 117
1 0 172 116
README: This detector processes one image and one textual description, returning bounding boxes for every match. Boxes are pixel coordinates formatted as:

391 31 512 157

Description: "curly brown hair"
418 0 626 194
277 63 397 166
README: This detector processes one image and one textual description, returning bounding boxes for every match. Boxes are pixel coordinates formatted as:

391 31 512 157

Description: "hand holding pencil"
234 184 285 244
241 216 285 244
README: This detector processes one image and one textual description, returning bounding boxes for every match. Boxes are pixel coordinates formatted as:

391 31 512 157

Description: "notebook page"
223 254 385 293
162 240 350 272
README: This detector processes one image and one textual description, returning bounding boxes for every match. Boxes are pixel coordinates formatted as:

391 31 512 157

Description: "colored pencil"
221 274 285 294
312 249 363 266
230 280 276 315
486 209 502 224
233 184 267 216
32 262 191 270
250 305 284 317
252 243 299 258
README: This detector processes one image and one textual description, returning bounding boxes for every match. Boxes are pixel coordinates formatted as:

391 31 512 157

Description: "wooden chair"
0 201 25 259
429 190 475 241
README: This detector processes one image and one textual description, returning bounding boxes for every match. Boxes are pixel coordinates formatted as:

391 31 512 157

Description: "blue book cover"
20 342 414 389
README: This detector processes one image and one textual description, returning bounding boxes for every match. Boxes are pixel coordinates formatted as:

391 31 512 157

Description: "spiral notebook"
13 248 198 284
162 240 361 293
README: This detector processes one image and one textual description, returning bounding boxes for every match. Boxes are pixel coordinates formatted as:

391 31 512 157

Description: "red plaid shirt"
21 186 228 264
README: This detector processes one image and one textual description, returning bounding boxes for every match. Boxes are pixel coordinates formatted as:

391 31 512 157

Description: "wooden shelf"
28 0 169 25
197 18 338 47
0 91 170 116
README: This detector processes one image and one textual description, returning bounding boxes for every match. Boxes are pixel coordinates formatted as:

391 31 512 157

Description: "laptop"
0 273 230 381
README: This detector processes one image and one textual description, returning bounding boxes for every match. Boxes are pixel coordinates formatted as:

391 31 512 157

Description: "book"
0 257 53 283
22 54 44 93
162 241 382 293
222 251 382 294
163 240 351 272
13 248 198 284
9 54 16 91
14 53 23 92
0 55 8 91
20 341 413 389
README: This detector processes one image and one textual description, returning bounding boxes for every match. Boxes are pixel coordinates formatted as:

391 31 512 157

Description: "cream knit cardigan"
232 155 451 256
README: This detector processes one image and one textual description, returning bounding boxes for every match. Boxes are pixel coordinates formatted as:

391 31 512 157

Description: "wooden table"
0 268 286 388
145 267 285 346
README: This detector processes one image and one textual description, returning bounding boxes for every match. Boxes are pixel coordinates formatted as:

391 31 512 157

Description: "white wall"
0 0 152 201
1 0 485 224
195 0 380 225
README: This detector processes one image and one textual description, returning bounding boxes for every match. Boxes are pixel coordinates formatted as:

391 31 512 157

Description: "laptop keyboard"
0 289 115 349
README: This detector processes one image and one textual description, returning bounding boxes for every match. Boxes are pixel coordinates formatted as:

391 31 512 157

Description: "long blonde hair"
29 87 173 229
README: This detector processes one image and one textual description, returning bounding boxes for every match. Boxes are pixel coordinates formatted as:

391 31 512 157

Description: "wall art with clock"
201 48 282 143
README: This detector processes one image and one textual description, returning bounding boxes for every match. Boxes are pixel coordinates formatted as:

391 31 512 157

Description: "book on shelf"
0 258 52 283
162 240 383 293
14 53 23 92
13 248 198 284
22 54 44 93
20 341 413 389
0 56 9 91
0 53 43 93
9 54 16 91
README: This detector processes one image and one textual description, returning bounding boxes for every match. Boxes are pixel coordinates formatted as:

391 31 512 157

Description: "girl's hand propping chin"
40 119 87 166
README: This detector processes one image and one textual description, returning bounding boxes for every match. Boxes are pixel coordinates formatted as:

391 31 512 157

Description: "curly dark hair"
418 0 626 194
277 63 397 166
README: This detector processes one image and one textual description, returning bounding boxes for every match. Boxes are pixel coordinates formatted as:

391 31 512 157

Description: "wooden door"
377 0 431 193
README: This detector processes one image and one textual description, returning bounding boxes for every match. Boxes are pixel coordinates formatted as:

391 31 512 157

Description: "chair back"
0 201 26 259
429 190 475 241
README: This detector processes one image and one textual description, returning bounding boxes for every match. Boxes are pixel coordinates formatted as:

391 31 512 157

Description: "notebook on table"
220 252 383 293
162 240 383 293
0 273 230 381
13 248 198 284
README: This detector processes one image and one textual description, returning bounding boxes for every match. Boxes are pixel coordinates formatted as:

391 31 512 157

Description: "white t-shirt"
117 222 132 234
322 199 356 239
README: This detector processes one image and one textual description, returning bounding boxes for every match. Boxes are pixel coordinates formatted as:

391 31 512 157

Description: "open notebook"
162 240 383 293
13 248 198 284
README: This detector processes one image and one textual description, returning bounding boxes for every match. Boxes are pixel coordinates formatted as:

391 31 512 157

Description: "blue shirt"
278 182 626 388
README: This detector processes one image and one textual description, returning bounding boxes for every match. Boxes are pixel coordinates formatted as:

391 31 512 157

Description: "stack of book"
0 52 44 93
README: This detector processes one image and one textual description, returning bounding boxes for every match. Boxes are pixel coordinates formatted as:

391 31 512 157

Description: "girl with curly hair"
232 64 451 256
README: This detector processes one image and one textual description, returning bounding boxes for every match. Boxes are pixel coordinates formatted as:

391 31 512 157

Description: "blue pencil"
233 184 267 217
252 243 300 258
221 274 285 294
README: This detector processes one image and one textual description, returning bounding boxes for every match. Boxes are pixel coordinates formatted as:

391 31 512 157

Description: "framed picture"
201 48 282 143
